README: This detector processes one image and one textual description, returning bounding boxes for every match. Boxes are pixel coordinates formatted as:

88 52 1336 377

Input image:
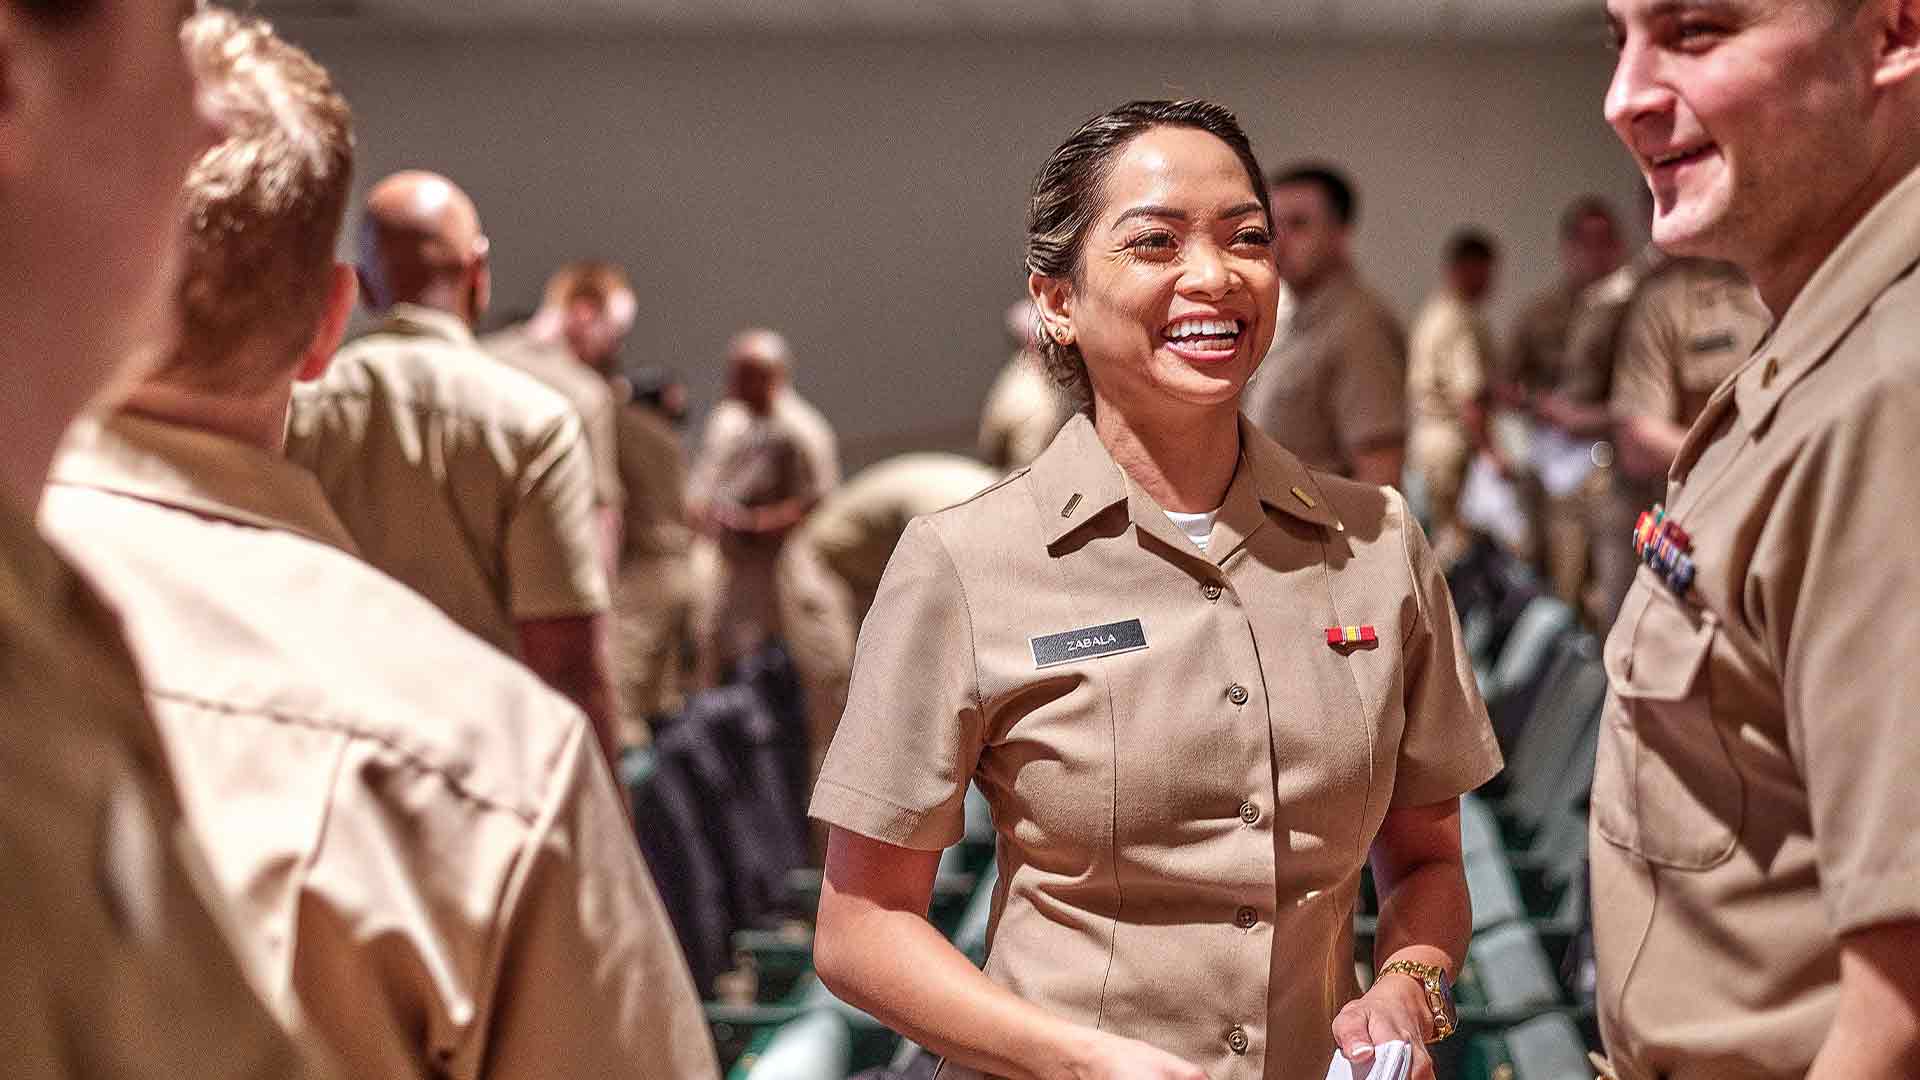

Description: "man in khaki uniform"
1406 229 1500 566
1594 257 1768 626
288 172 616 765
1503 196 1625 404
689 330 827 685
1528 243 1667 624
979 300 1075 471
485 262 635 563
611 368 695 747
1244 164 1407 487
1594 1 1920 1075
776 452 996 793
0 3 320 1076
43 18 715 1076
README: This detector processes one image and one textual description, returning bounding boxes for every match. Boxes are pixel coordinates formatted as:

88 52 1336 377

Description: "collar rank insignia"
1633 504 1698 597
1326 624 1378 649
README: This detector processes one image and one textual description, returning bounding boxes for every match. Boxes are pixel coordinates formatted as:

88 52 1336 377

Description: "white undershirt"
1164 508 1219 553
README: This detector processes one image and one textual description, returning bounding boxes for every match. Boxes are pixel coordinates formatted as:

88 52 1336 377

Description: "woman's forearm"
1371 855 1472 976
814 893 1093 1080
817 891 1105 1076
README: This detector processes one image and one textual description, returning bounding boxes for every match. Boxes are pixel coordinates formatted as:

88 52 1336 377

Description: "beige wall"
284 25 1642 468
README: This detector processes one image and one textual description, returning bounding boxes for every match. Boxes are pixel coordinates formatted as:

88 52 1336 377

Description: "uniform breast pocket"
1592 573 1745 870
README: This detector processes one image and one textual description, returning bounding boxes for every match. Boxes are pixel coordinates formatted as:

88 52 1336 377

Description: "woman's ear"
1028 271 1076 347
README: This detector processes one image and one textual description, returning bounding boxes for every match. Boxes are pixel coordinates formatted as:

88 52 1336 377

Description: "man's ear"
1028 271 1076 348
0 10 53 185
295 262 357 383
469 241 492 325
1873 0 1920 89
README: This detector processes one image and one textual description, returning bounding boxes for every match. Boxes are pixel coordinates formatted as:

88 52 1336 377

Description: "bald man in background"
689 331 830 686
979 299 1075 472
287 171 616 764
486 263 635 564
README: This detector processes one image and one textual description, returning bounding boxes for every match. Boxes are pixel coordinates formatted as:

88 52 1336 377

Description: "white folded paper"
1324 1040 1414 1080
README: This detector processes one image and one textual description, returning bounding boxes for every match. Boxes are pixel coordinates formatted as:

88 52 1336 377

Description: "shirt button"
1202 582 1223 602
1227 684 1249 706
1227 1026 1249 1055
1234 906 1259 930
1239 801 1260 825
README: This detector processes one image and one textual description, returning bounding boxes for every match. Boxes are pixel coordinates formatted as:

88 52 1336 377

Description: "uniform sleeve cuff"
1825 862 1920 936
809 779 961 852
1390 731 1505 809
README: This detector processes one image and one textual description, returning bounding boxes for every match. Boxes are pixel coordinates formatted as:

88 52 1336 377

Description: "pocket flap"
1605 573 1713 703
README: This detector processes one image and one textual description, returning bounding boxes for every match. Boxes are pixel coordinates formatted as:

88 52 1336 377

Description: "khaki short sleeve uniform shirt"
0 503 321 1080
615 402 693 566
812 414 1500 1080
1505 281 1581 394
1591 166 1920 1080
1408 291 1494 431
1608 259 1771 433
486 323 626 514
42 416 715 1080
798 453 998 609
1243 269 1409 476
288 306 609 656
979 353 1076 472
777 390 842 492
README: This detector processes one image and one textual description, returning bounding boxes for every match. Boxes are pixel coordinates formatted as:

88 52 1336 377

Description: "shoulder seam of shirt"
918 517 985 716
1392 487 1426 649
148 687 550 823
301 383 579 449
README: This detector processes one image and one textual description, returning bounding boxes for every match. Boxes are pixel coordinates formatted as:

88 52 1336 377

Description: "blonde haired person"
41 10 714 1076
486 260 637 562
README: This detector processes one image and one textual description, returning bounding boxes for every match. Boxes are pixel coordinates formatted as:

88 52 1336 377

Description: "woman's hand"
1063 1030 1208 1080
1331 973 1436 1080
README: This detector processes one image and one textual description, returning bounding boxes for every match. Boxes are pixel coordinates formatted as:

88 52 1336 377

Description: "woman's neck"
1091 396 1241 514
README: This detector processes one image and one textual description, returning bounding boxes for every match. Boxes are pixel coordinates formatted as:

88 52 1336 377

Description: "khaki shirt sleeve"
505 416 611 619
480 720 717 1078
1333 311 1409 455
1437 319 1490 411
810 517 984 850
1392 492 1503 807
1502 315 1539 391
582 391 625 514
1607 283 1683 423
1763 384 1920 934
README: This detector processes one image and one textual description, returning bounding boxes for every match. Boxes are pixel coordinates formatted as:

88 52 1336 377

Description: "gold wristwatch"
1378 959 1458 1043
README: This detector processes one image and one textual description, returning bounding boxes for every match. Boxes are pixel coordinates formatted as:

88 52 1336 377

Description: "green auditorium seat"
1502 1012 1593 1079
1457 922 1563 1021
1497 640 1607 843
1459 1011 1596 1080
1466 845 1527 933
732 1008 851 1080
1480 597 1575 714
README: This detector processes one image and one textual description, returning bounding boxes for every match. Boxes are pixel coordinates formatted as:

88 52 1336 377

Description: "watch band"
1378 959 1457 1043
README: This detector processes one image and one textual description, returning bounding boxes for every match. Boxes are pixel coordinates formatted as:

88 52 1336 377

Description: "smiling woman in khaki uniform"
811 100 1500 1080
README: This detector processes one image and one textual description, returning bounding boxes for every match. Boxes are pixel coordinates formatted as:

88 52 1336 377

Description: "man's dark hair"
1559 194 1618 241
1446 228 1498 265
1266 163 1357 227
15 0 95 24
